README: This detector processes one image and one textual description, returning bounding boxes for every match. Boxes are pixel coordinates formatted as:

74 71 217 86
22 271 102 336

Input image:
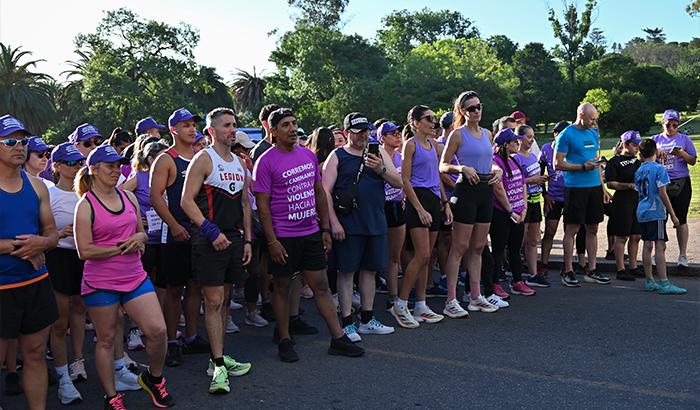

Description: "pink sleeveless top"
81 189 147 295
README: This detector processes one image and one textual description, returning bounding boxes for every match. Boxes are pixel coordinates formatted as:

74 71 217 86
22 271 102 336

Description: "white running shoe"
226 315 240 334
678 255 689 267
300 284 314 299
244 310 269 327
122 353 139 373
413 307 444 323
343 323 362 342
229 300 243 310
69 358 87 382
127 328 145 351
58 377 82 405
357 318 395 335
351 291 361 309
461 293 472 304
178 313 186 327
467 295 499 313
443 299 469 318
486 294 509 308
114 366 141 391
391 304 419 329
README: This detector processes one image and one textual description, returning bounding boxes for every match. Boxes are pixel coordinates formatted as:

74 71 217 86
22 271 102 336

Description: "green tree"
582 88 655 135
231 67 266 115
487 35 518 64
548 0 597 90
287 0 349 27
376 8 479 61
688 1 700 16
643 27 666 43
0 43 56 135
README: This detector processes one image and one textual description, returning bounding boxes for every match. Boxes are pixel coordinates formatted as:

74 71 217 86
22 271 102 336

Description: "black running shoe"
104 392 126 410
328 334 365 357
182 335 211 354
605 250 615 260
615 270 635 281
561 271 581 287
289 316 318 335
584 270 611 284
165 343 182 367
4 372 22 396
138 372 174 408
278 338 299 363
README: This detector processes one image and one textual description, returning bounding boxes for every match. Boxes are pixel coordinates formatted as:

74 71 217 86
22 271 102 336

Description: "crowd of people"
0 89 696 409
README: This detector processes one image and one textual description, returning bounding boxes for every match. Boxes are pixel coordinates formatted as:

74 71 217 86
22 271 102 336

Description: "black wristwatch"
244 239 253 245
321 228 331 234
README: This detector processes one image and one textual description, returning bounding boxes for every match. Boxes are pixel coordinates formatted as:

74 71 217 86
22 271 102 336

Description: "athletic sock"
341 315 354 327
415 300 427 311
360 310 373 324
147 371 163 384
395 298 408 308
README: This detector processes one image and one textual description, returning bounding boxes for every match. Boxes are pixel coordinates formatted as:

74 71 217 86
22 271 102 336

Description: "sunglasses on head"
60 159 85 167
81 138 102 148
32 150 50 159
0 138 30 147
465 103 483 113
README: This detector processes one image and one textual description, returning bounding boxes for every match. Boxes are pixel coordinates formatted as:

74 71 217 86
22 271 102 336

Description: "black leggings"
244 241 263 305
490 209 525 291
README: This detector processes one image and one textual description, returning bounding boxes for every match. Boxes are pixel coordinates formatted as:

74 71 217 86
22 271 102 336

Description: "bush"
582 88 655 135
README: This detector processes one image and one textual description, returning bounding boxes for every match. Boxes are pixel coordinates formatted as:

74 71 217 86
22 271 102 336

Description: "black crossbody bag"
332 148 366 215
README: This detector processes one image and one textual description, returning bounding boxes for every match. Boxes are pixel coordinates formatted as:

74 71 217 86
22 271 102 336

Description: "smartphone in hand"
368 142 380 156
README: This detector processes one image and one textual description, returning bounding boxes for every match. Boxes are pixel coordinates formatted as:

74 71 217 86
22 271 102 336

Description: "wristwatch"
378 166 387 176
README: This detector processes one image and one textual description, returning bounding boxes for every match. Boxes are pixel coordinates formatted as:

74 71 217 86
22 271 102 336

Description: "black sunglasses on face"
0 138 29 148
32 151 50 159
60 159 85 167
664 122 679 129
81 138 102 148
466 103 483 113
420 115 438 123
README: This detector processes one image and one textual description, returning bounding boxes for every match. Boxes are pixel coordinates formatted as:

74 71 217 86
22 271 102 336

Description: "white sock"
114 358 125 372
415 300 427 311
395 298 407 308
55 364 69 379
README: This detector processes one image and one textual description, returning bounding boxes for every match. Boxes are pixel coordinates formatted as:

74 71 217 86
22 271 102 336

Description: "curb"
545 257 700 278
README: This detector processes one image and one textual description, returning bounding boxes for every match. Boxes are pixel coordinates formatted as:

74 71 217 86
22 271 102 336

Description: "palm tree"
231 67 266 114
0 43 56 134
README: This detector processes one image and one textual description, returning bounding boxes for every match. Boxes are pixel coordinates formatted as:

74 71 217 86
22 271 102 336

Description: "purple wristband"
200 219 221 242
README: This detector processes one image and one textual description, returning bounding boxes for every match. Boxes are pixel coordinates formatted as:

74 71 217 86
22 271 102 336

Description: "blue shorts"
640 219 668 242
333 234 388 273
83 278 155 308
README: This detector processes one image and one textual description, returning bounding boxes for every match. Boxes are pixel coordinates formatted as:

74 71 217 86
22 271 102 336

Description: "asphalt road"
3 273 699 410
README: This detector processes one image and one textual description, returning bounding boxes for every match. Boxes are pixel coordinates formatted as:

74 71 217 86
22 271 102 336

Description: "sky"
1 0 698 83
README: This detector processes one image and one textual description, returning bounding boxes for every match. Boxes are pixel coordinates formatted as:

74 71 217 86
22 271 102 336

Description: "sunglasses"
420 115 438 123
81 138 102 148
0 138 29 148
60 159 85 167
465 103 483 113
31 151 50 159
664 122 679 129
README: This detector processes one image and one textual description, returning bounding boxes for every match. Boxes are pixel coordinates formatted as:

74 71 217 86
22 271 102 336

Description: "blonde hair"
74 166 93 197
452 90 480 128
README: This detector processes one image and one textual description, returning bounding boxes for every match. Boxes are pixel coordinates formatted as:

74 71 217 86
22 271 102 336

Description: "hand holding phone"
368 143 380 156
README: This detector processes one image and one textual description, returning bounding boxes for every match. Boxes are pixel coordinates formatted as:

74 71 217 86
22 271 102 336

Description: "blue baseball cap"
377 121 399 137
494 128 523 146
620 130 641 145
69 123 102 144
0 115 30 137
136 116 166 134
87 144 127 166
194 130 205 144
51 142 86 163
662 109 680 122
168 108 202 128
27 136 50 152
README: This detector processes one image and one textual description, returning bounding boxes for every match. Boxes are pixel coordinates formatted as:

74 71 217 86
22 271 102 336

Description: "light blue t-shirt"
554 125 601 188
634 161 671 223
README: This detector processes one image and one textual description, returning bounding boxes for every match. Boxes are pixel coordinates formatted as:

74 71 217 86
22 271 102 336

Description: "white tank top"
48 185 79 249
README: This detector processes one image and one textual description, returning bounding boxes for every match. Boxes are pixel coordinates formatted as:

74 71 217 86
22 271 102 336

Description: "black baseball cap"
343 112 371 132
553 121 570 133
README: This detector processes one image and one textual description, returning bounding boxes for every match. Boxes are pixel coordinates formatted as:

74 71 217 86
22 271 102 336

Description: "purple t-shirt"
493 154 525 213
539 141 565 202
514 152 543 197
385 150 403 202
651 133 696 180
253 146 321 238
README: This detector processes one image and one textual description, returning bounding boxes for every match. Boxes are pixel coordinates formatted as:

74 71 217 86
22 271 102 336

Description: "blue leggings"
82 278 155 308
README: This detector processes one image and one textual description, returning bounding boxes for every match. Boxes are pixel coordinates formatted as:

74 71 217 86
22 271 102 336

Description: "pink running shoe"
511 281 535 296
493 283 510 299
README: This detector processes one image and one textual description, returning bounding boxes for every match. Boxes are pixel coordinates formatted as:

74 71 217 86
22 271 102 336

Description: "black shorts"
141 244 160 282
0 277 58 339
669 177 691 225
158 241 192 287
269 232 327 277
545 200 564 220
384 201 406 228
640 219 668 242
192 232 247 287
563 186 605 226
524 201 542 223
451 180 493 225
45 247 84 296
405 188 441 231
609 191 641 237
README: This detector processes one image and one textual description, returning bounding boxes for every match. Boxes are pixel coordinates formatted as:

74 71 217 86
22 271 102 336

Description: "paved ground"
2 273 699 410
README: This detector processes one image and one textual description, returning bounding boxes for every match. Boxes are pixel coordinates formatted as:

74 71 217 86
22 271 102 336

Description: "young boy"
634 139 686 294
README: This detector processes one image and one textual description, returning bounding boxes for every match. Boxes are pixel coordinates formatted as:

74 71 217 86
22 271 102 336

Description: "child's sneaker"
657 281 687 295
644 278 659 292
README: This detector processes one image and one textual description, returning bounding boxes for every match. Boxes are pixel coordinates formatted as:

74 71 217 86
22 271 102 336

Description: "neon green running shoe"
208 365 230 394
206 356 252 377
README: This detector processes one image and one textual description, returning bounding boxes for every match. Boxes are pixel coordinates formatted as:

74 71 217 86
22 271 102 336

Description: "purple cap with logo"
27 136 50 152
52 142 86 163
0 115 30 137
662 109 680 122
69 123 101 144
377 121 399 137
168 108 202 128
194 131 205 144
620 130 641 145
494 128 523 146
136 116 166 134
87 144 127 166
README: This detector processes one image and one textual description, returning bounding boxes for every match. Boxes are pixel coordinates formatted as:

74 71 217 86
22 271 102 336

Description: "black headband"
268 108 294 128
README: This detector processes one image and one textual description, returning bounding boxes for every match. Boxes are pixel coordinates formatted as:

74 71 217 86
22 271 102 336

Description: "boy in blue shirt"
634 139 685 294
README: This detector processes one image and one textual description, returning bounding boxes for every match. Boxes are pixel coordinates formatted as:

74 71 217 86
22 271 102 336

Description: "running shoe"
526 274 551 288
584 271 611 284
225 315 240 334
138 372 174 407
391 303 420 329
228 300 243 310
278 338 299 363
342 323 362 342
244 310 269 327
208 365 230 394
443 299 469 318
376 276 388 294
511 281 536 296
561 271 581 287
165 343 182 367
206 356 252 377
657 281 687 295
616 269 636 281
104 392 126 410
4 372 22 396
492 283 510 299
300 284 314 299
467 295 499 313
486 294 509 308
328 334 365 357
182 335 211 354
413 306 445 323
426 284 448 298
357 318 395 334
123 352 139 373
352 291 361 309
57 377 82 405
69 358 87 382
644 278 659 292
289 316 319 335
605 250 615 260
128 328 145 350
385 299 395 312
115 365 141 391
260 303 275 322
458 271 467 287
677 255 689 268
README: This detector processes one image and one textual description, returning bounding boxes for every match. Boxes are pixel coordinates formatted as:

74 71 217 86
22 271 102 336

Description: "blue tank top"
165 148 192 242
455 127 493 175
0 171 48 289
409 138 441 198
333 148 388 236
